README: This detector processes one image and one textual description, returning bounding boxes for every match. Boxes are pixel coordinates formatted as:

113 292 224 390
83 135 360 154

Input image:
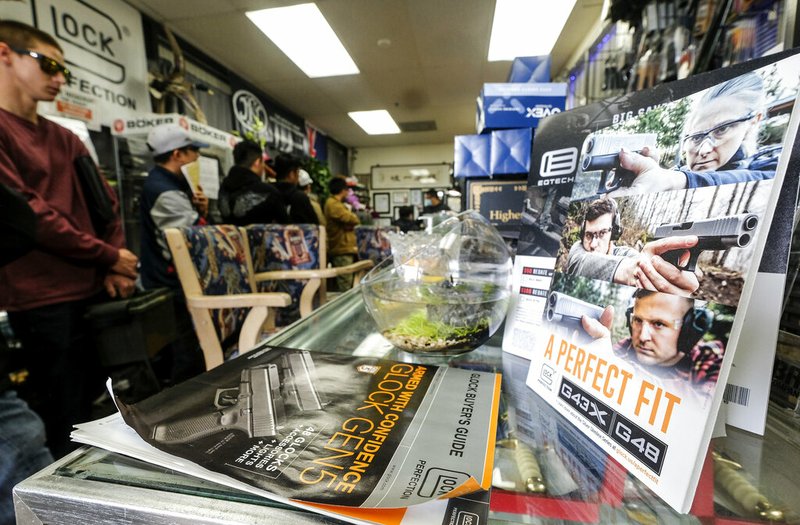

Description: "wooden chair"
242 224 373 323
164 225 292 370
355 224 399 265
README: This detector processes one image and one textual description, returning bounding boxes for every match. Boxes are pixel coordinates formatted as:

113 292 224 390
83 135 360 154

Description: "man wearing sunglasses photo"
566 198 700 296
0 19 139 515
611 72 775 194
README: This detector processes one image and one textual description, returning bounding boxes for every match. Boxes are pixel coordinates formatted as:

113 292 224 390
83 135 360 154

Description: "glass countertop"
48 288 800 524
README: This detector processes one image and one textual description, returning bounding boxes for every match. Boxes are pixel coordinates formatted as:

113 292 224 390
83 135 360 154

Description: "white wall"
351 143 454 175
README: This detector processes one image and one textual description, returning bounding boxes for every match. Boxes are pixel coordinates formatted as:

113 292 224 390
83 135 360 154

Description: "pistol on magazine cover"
152 351 328 444
582 133 657 194
545 291 604 340
652 213 759 272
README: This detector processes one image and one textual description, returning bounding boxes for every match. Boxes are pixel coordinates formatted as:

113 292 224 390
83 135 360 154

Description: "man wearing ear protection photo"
566 197 700 296
583 289 723 393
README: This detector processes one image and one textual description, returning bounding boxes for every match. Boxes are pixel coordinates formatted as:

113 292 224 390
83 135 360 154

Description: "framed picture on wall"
373 192 390 214
410 189 422 206
392 191 409 205
371 163 452 189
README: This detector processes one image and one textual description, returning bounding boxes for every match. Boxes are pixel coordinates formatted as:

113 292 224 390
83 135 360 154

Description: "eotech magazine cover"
86 344 501 525
503 49 800 512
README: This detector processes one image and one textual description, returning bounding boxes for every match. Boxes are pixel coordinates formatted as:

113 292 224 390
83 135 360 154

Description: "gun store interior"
4 0 800 524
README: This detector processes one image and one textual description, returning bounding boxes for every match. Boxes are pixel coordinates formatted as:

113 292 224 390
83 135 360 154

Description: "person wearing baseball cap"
139 123 211 381
297 169 326 226
145 123 209 156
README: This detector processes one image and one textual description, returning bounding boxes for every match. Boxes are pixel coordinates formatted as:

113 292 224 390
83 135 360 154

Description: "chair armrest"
187 292 291 309
330 260 374 276
254 270 330 281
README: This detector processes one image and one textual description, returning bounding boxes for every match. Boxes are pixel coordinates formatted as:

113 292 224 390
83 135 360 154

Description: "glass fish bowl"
361 210 512 355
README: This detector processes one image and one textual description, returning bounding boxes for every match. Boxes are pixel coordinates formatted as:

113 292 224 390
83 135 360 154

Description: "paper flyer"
100 344 499 521
502 49 800 512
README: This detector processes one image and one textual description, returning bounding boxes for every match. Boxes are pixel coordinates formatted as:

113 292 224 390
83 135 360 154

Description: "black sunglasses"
11 47 71 81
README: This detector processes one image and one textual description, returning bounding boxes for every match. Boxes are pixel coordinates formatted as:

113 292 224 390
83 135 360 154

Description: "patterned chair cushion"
355 225 399 264
181 225 252 345
245 224 321 325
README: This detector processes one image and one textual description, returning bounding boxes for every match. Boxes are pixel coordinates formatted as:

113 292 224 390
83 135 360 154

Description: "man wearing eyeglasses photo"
566 198 700 296
611 72 775 195
0 17 139 503
581 289 723 396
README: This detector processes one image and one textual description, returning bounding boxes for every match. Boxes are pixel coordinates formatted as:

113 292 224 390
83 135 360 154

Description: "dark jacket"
275 181 319 225
140 165 201 290
219 166 288 225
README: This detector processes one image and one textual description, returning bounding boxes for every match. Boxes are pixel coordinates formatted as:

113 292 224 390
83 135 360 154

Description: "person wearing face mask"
614 72 775 194
0 20 138 459
422 189 450 214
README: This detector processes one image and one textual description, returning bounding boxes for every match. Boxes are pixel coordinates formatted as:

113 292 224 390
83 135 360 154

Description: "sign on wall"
229 80 309 158
370 164 452 190
2 0 152 130
467 179 526 230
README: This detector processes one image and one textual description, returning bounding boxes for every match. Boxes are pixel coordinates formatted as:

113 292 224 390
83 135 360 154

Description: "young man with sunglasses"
567 198 700 296
0 20 138 462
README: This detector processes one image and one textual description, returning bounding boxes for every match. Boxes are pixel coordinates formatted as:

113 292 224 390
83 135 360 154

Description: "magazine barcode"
723 384 750 406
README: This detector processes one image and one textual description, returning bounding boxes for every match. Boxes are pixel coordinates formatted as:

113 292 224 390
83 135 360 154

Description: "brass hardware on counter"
712 451 784 522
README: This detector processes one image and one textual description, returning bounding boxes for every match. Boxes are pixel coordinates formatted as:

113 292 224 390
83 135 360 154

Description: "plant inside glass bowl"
361 211 512 355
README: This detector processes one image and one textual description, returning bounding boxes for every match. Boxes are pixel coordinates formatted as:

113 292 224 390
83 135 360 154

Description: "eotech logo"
540 147 578 177
48 0 126 83
233 90 269 137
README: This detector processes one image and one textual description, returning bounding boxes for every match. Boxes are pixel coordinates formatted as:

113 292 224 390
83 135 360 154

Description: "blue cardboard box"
454 134 491 178
476 82 566 133
507 55 551 83
490 128 532 175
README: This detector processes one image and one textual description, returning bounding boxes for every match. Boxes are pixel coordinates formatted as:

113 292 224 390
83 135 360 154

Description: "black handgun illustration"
152 351 327 444
545 291 604 338
652 213 759 272
581 133 657 194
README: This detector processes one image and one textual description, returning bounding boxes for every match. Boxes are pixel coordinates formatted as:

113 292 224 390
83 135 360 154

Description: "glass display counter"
14 287 800 524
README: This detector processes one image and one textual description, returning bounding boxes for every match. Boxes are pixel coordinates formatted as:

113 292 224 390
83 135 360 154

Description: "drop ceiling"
124 0 604 148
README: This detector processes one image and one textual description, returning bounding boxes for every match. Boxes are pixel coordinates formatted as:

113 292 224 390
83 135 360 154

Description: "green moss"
386 310 488 340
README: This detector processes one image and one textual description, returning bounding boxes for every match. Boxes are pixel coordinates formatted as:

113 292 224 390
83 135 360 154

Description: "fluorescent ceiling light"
409 169 431 176
348 110 400 135
488 0 577 61
246 4 359 78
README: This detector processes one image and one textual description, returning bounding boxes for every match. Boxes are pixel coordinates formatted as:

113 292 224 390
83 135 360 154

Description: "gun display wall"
567 0 791 108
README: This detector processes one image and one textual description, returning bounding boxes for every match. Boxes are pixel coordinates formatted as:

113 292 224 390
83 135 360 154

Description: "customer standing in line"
325 176 361 291
218 140 288 226
0 181 54 525
274 153 319 225
0 20 138 460
139 123 209 382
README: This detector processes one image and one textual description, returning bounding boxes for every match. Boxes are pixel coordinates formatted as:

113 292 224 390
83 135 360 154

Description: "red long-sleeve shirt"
0 108 125 310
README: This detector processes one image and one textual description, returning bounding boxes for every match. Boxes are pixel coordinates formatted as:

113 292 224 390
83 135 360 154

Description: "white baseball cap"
147 124 209 156
298 169 313 187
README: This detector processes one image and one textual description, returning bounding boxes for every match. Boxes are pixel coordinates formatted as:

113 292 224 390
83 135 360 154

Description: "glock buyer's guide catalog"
73 343 500 525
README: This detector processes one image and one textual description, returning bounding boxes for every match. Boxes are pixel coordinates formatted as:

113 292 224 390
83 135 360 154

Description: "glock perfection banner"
116 345 500 511
502 49 800 513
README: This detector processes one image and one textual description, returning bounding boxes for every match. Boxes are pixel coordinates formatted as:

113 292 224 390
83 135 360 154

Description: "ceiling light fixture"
348 110 401 135
487 0 577 61
246 3 359 78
